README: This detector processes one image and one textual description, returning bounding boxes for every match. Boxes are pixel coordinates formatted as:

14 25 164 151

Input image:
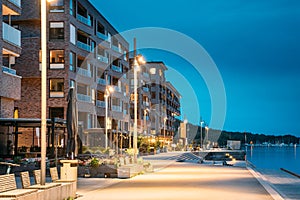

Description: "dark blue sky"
90 0 300 136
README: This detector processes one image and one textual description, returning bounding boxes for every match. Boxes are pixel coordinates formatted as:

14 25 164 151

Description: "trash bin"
60 160 78 181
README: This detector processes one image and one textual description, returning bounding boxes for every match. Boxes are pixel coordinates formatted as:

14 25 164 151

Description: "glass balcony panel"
97 55 108 63
2 66 16 75
96 32 108 40
77 41 91 52
8 0 21 7
97 78 106 85
77 67 91 77
3 22 21 47
96 100 106 108
77 93 91 102
112 65 122 73
77 14 91 26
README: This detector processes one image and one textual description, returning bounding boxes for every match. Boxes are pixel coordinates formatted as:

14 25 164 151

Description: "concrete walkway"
77 152 275 200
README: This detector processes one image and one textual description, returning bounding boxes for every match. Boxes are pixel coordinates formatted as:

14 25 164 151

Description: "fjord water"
246 146 300 174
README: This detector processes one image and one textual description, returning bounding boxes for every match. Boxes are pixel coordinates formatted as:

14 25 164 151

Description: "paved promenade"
77 152 276 200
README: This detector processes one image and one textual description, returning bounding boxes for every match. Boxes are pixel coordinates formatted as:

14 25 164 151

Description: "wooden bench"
33 170 62 189
20 171 60 190
0 174 38 198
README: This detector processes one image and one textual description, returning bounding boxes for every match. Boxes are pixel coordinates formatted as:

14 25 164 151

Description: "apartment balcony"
143 101 150 107
77 41 91 52
111 45 122 54
96 32 108 41
112 85 121 93
77 14 91 26
112 105 122 112
2 0 21 15
142 87 149 92
0 67 21 100
8 0 21 7
77 67 91 77
2 22 21 55
112 65 122 73
2 66 16 75
77 93 91 102
97 55 108 64
96 100 106 108
97 78 106 85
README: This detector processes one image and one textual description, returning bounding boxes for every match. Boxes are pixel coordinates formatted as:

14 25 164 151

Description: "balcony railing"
123 110 127 115
96 100 106 108
8 0 21 7
77 67 91 77
77 93 91 102
97 55 108 63
143 87 149 92
77 14 91 26
2 66 16 75
112 45 122 53
97 78 106 85
112 65 122 73
3 22 21 47
112 85 121 92
96 32 108 40
112 105 122 112
77 41 91 52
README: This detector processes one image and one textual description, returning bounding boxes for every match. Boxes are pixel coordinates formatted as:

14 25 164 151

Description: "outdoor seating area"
0 165 77 200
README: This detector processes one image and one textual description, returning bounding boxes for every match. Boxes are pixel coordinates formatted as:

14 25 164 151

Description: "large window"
50 50 64 69
70 0 76 16
49 107 64 119
70 24 76 44
49 0 64 12
49 22 64 40
50 78 64 97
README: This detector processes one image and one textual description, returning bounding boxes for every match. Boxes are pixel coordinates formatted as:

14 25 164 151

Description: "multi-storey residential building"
147 61 181 148
10 0 130 153
0 0 22 155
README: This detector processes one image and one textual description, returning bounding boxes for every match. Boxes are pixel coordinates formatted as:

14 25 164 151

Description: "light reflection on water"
246 145 300 174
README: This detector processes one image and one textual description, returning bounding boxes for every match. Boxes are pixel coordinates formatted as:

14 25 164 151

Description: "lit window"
150 68 156 75
50 50 64 69
50 79 64 97
49 0 64 12
49 22 64 40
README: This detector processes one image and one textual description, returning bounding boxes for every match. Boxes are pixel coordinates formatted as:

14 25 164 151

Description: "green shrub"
90 158 99 168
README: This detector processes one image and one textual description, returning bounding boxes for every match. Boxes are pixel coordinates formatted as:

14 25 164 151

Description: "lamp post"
205 126 209 149
163 117 167 149
133 55 145 162
200 121 204 149
105 83 114 150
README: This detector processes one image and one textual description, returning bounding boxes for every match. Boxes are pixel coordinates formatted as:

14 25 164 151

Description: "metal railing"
111 45 122 53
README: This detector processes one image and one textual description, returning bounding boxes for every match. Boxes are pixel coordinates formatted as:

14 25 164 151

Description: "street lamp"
133 54 145 162
105 83 114 150
200 121 204 149
205 126 209 149
163 116 167 148
41 0 54 186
